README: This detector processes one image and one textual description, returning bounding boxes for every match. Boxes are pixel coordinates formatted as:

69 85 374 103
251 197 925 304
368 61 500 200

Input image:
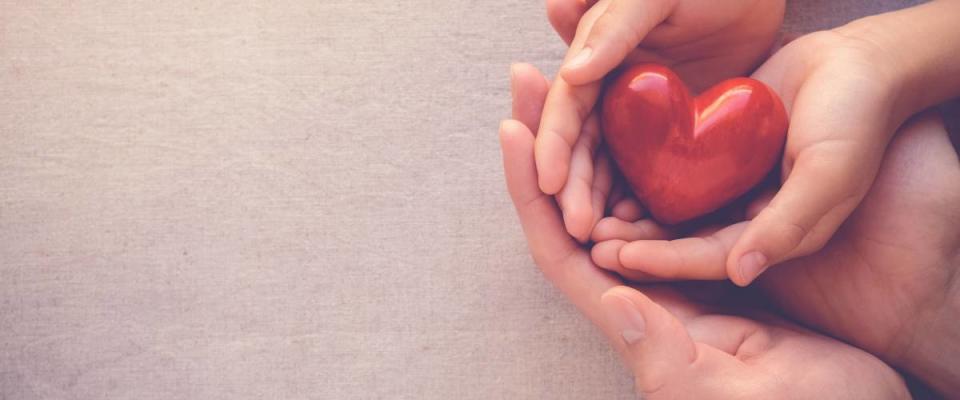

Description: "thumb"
560 0 675 85
546 0 590 45
600 286 696 395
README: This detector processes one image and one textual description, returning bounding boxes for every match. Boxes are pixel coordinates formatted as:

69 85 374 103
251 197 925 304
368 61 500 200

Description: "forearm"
836 0 960 122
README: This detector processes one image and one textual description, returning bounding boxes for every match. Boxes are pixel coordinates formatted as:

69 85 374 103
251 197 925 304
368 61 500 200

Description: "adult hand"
502 63 910 399
762 109 960 396
592 36 960 394
535 0 785 242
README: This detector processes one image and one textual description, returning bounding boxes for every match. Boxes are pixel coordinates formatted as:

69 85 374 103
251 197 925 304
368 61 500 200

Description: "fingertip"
600 287 649 345
592 239 627 270
546 0 588 45
562 203 593 243
510 63 549 102
618 240 684 278
559 47 595 81
731 251 768 287
592 217 671 243
510 62 539 84
725 223 777 286
559 61 604 87
618 240 653 271
499 119 529 143
590 216 620 242
535 134 571 194
606 289 699 395
611 198 645 222
498 119 513 144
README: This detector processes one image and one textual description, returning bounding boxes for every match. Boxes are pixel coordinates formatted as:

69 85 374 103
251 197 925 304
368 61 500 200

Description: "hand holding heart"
542 0 915 286
514 0 960 396
502 63 913 399
536 0 785 242
594 30 911 285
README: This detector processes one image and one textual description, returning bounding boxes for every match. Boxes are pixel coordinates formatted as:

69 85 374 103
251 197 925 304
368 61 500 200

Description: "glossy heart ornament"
602 64 788 225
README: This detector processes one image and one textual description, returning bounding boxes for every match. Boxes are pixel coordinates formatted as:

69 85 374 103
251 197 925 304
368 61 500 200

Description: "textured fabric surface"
0 1 929 399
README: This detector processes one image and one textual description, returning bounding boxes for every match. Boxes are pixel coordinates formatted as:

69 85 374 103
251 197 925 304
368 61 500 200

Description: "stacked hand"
544 0 925 287
583 5 960 395
535 0 785 242
504 0 960 397
501 63 910 398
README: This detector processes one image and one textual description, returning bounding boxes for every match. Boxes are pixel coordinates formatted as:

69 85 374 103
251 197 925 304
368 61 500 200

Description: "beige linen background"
0 1 927 399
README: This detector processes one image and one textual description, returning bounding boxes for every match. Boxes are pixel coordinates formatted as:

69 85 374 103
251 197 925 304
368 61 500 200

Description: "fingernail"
510 63 518 79
605 294 646 345
738 251 768 285
564 47 593 70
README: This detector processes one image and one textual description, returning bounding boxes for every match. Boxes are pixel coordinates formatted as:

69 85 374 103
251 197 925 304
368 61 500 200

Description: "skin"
535 0 786 242
543 0 960 287
590 2 960 395
502 63 910 399
594 109 960 395
591 29 911 282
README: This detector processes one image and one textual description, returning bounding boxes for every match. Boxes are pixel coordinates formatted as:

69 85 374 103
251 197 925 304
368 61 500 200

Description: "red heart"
601 64 788 225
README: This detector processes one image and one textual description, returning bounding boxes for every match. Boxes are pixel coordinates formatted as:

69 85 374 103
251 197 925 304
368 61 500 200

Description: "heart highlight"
601 64 788 224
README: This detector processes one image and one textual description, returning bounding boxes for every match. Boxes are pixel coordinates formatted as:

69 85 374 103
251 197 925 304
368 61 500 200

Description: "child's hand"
593 1 960 286
593 28 913 286
537 0 785 242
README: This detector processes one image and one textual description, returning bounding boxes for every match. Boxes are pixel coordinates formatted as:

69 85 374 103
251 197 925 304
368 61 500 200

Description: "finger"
510 63 551 130
592 240 672 282
610 197 644 222
592 239 626 270
726 143 873 286
546 0 589 45
559 0 675 85
590 216 679 279
557 113 604 242
589 148 615 237
500 119 623 334
535 0 612 194
592 217 672 243
501 121 581 268
730 64 894 286
534 77 602 194
600 286 698 395
591 241 661 281
618 222 749 280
